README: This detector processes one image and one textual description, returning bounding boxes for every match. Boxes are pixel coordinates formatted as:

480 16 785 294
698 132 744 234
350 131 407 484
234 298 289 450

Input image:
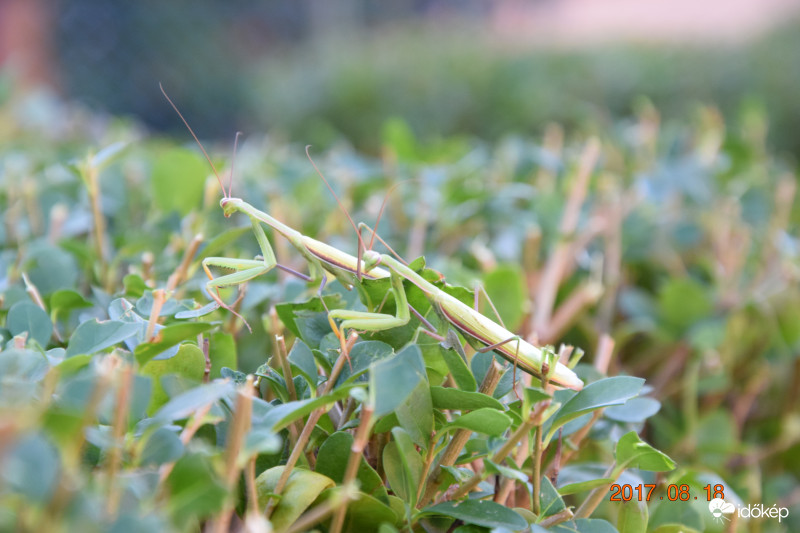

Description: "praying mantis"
162 86 584 390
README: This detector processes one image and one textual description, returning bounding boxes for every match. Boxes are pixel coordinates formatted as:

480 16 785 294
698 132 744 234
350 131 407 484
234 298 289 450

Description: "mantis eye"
220 198 237 217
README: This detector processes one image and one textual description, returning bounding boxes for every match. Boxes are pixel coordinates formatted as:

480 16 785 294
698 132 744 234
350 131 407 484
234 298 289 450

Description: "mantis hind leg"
475 335 524 398
473 284 507 329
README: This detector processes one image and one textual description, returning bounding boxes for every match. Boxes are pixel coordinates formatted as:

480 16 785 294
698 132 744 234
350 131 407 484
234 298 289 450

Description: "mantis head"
220 197 241 217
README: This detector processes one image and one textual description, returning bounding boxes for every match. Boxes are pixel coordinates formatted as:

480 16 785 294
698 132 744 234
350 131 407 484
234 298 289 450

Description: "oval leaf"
422 499 527 530
547 376 645 441
442 408 512 437
255 466 335 531
371 345 426 417
7 301 52 347
615 431 676 472
65 319 140 357
134 322 214 365
430 386 504 411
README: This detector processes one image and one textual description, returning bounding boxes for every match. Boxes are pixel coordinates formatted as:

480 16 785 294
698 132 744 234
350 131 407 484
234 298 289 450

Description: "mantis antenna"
358 180 414 268
227 132 241 198
305 146 369 278
159 82 230 198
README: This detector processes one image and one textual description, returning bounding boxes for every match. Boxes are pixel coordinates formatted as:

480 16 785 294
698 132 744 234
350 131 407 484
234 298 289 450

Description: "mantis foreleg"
327 270 410 331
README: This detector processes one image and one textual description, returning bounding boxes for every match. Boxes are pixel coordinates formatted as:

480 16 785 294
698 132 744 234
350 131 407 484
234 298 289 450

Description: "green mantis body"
205 196 583 390
328 250 584 390
161 85 582 390
204 197 389 296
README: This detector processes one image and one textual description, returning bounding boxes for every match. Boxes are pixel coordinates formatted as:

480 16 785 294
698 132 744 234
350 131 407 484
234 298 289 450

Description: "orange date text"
608 484 725 502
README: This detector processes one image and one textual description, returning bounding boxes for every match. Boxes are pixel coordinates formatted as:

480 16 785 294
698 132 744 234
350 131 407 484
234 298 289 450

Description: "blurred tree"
0 0 57 91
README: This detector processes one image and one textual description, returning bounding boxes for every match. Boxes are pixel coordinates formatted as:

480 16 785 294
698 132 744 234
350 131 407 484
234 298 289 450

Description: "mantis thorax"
363 250 381 272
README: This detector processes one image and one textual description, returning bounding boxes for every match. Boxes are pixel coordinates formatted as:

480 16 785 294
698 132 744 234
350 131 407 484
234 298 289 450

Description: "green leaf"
650 526 702 533
2 433 59 503
151 148 206 215
422 500 527 530
140 344 206 415
484 459 527 483
316 432 388 503
441 408 512 437
336 340 394 385
153 380 234 422
483 263 526 332
261 386 356 431
558 478 615 496
383 428 423 505
65 319 140 357
7 301 52 346
198 225 251 258
23 243 79 296
371 344 427 418
56 353 92 375
173 301 220 319
135 291 184 318
687 318 727 351
395 372 433 448
140 426 184 466
539 476 566 517
166 453 227 528
288 339 318 387
430 386 504 411
49 289 93 319
207 331 236 380
243 427 282 457
440 330 478 391
617 497 649 533
649 499 703 532
382 117 417 161
657 278 713 335
134 322 213 365
615 431 676 472
317 487 399 531
91 141 128 170
275 296 340 348
255 466 335 531
573 518 619 533
122 274 148 298
546 376 645 442
605 397 660 423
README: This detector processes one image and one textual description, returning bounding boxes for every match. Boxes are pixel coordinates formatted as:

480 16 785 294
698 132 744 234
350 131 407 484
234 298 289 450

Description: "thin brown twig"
284 485 359 533
274 335 303 453
144 289 166 341
532 138 600 337
213 376 254 533
265 332 358 518
330 406 373 533
158 403 213 487
594 334 615 375
166 233 204 292
418 360 503 507
106 362 134 517
451 401 551 501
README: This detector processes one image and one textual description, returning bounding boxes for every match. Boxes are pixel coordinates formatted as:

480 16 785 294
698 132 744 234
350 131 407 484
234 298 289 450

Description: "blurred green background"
2 0 799 157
